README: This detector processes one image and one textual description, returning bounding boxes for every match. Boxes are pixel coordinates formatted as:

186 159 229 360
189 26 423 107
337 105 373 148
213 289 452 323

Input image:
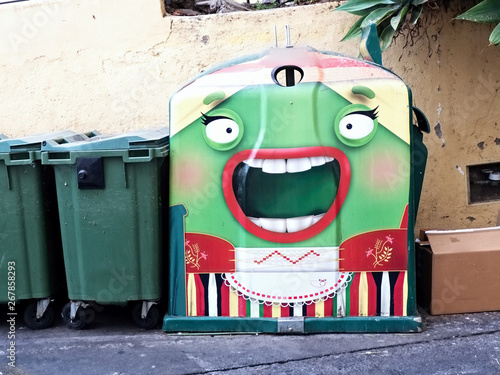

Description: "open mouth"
222 147 351 243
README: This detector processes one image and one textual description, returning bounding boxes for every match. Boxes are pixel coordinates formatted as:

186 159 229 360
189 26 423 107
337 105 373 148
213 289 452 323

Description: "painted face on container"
168 48 414 316
170 48 410 248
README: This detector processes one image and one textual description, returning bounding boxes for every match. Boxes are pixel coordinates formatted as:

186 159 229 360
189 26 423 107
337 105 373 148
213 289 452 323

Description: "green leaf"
380 24 397 51
336 0 397 13
390 4 409 30
361 5 400 28
360 22 383 64
349 5 379 16
456 0 500 23
341 14 369 41
489 23 500 45
410 0 428 5
409 4 423 24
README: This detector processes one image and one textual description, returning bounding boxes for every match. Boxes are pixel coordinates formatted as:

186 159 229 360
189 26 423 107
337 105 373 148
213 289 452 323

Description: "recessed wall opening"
468 162 500 204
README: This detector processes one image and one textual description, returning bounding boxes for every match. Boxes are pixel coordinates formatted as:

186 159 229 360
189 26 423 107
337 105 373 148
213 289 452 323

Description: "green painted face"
167 49 422 319
170 81 410 248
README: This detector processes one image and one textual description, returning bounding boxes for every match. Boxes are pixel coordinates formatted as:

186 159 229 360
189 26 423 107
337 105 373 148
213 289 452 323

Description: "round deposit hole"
272 65 304 87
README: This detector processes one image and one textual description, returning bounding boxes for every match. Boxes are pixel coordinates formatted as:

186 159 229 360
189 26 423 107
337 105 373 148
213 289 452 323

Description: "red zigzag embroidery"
254 250 320 265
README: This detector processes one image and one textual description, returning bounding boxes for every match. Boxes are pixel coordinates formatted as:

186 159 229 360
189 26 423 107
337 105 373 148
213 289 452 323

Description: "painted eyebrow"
201 113 231 126
203 91 226 105
351 85 376 99
348 106 379 120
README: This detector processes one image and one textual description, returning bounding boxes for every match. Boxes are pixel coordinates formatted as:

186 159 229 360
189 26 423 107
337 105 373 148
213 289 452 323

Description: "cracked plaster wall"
1 0 500 230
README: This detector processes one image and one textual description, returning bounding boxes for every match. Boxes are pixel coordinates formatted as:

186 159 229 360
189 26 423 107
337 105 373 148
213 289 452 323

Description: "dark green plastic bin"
0 131 96 329
41 128 168 329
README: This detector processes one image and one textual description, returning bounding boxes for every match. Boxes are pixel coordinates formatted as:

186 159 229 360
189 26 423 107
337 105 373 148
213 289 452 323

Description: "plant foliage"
336 0 500 50
456 0 500 45
335 0 429 51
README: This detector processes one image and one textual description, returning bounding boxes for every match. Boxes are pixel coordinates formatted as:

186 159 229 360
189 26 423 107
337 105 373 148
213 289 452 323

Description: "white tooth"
286 158 312 173
312 213 325 224
286 215 314 233
309 156 326 167
243 159 264 168
262 159 287 174
325 156 334 162
259 218 287 233
248 217 261 227
248 216 262 227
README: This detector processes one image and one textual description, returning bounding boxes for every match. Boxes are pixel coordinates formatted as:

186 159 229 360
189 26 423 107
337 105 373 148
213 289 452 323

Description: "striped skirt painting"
186 271 408 318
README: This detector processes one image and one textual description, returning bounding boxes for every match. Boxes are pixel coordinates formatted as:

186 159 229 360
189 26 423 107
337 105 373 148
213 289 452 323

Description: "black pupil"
226 128 232 134
346 123 353 130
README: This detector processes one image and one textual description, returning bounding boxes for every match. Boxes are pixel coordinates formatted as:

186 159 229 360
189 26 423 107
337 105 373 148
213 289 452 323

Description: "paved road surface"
1 304 500 375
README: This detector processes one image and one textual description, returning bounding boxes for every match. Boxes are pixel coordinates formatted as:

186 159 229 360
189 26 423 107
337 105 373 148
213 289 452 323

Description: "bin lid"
41 127 169 152
0 130 96 153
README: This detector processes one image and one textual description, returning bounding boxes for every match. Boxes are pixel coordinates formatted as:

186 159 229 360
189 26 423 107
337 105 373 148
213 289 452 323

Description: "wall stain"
477 141 485 150
495 138 500 146
466 216 476 222
434 122 443 138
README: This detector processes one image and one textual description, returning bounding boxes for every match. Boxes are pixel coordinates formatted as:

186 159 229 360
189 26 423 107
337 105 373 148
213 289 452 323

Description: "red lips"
222 146 351 243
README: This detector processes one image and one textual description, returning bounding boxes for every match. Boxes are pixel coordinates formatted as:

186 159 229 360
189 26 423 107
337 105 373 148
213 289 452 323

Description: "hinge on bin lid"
277 317 304 333
76 157 104 189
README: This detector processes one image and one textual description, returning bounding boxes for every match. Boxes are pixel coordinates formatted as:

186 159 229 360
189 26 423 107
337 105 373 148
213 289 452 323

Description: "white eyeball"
205 118 240 145
339 113 375 140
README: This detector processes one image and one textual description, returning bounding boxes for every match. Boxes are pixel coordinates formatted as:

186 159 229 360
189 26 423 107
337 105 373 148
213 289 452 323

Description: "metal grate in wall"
468 162 500 204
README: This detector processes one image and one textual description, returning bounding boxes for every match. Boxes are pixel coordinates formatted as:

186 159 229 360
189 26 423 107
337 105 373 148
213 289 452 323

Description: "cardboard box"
416 229 430 245
416 226 500 315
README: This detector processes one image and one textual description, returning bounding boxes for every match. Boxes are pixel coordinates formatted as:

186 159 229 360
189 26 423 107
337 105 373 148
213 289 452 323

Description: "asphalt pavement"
1 303 500 375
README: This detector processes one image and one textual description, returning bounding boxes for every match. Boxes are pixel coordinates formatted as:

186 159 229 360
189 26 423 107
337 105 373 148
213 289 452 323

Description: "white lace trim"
221 272 353 308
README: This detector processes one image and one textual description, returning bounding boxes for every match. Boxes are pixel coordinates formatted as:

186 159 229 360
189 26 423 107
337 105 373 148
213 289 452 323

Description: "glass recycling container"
41 128 169 329
165 45 429 333
0 131 96 329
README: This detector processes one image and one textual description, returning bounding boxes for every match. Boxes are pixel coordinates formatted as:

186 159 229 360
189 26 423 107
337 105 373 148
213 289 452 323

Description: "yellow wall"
1 0 500 230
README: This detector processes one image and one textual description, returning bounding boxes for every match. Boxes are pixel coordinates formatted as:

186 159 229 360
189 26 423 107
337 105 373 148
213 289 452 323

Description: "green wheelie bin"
41 128 169 330
0 131 97 329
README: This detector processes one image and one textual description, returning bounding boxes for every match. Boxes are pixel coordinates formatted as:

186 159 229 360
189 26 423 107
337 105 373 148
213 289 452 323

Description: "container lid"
41 127 169 152
426 226 500 254
0 130 94 153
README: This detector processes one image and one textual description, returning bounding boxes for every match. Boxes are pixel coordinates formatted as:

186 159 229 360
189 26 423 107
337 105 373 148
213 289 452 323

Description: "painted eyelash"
349 106 379 120
201 113 230 126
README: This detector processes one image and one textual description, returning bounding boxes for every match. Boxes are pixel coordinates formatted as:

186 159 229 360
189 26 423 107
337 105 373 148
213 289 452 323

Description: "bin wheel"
24 301 55 330
61 303 87 330
131 303 160 330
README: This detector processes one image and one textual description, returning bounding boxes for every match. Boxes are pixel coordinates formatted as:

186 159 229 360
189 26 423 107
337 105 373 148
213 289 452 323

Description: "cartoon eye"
206 116 239 143
339 113 375 139
202 110 244 150
335 105 378 147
